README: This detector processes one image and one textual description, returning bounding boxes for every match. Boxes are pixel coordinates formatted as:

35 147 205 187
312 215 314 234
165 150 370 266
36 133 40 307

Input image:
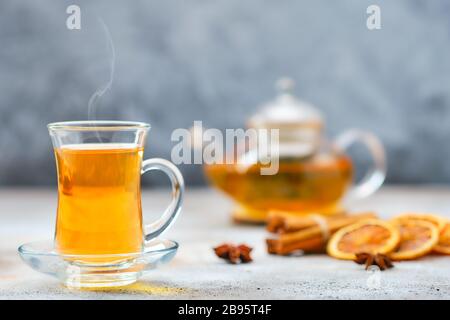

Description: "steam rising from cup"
87 18 115 121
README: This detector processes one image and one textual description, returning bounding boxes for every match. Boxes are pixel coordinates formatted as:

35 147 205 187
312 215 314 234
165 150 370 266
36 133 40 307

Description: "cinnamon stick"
266 210 346 233
267 237 324 255
266 212 377 255
267 211 375 234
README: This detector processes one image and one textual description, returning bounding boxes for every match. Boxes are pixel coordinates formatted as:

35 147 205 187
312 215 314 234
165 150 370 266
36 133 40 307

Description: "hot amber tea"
205 153 353 216
54 144 144 256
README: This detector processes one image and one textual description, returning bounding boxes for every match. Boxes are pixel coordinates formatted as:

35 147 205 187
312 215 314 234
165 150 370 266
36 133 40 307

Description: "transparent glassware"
19 121 184 288
18 239 178 288
204 79 386 223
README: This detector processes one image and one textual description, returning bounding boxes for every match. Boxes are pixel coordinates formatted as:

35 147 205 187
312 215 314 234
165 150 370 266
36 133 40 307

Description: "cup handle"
335 129 386 200
141 158 184 241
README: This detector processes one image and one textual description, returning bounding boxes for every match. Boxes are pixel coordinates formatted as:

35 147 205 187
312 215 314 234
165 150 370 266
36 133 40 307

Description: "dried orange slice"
391 213 446 232
434 221 450 255
389 219 439 260
327 219 400 260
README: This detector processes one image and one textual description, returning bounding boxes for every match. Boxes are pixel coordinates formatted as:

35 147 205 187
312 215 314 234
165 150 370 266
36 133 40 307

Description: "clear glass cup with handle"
47 120 184 287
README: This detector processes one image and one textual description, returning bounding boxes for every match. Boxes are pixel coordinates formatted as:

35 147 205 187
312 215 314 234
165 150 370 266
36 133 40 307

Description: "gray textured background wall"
0 0 449 186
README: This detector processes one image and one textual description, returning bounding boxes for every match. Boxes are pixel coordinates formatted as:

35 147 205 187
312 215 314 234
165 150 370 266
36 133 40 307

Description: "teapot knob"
276 77 295 95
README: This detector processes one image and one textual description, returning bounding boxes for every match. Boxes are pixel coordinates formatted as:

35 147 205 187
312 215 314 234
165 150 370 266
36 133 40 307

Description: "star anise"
354 252 394 271
214 243 253 264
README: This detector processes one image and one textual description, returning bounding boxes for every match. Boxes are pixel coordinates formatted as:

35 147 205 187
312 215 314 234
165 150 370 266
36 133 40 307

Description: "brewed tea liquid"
54 144 144 256
205 154 353 214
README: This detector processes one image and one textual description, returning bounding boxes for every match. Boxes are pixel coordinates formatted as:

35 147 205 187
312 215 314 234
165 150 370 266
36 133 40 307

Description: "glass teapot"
204 78 386 223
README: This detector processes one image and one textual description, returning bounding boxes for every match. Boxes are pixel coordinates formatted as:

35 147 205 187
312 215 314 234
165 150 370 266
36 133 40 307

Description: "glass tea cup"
48 121 184 262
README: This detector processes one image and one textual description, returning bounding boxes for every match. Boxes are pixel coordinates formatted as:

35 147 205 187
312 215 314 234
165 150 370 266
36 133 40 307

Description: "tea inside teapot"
205 146 353 213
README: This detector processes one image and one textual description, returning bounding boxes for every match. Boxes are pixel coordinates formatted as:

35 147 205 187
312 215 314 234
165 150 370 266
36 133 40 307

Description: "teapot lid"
248 78 323 130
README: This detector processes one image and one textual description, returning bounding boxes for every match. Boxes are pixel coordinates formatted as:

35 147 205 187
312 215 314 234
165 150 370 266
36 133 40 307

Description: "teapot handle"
335 129 386 200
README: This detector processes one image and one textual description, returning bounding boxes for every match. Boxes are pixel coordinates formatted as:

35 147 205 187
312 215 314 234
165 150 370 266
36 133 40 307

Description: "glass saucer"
18 239 178 288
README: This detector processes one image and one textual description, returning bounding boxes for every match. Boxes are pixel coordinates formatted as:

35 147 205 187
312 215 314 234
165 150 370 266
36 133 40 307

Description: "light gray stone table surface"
0 186 449 300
